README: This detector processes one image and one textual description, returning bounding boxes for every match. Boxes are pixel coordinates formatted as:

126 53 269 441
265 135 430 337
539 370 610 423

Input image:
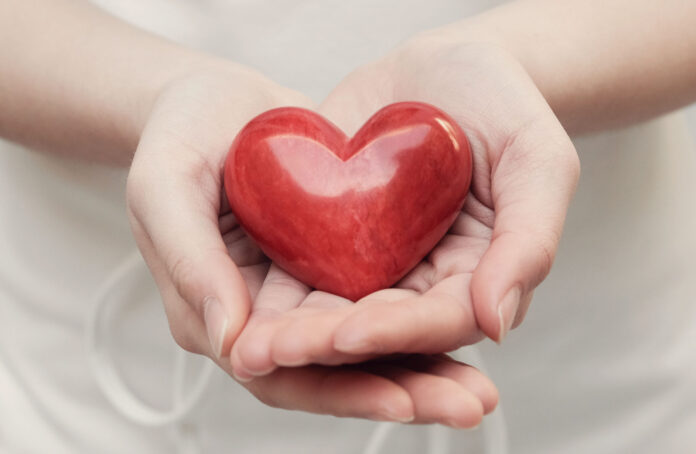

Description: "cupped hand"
127 64 312 360
127 63 496 426
230 35 579 376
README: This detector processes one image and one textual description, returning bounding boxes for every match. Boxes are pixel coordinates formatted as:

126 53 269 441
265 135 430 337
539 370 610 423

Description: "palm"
221 211 496 426
134 71 498 425
230 138 493 378
137 42 575 424
128 69 492 425
231 39 578 375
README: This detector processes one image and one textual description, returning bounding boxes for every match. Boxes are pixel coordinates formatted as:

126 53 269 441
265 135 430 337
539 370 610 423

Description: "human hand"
127 64 496 426
127 65 313 360
229 35 579 376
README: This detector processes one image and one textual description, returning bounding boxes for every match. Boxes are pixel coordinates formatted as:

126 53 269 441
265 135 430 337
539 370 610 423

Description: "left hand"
229 32 579 378
125 63 497 427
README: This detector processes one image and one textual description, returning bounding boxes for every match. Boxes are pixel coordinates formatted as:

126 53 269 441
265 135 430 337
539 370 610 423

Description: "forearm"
442 0 696 134
0 0 227 164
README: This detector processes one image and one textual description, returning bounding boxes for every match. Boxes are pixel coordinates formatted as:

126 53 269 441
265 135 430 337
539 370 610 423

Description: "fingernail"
393 415 415 424
247 364 278 376
203 297 229 359
444 420 480 431
231 368 254 383
379 406 414 423
497 287 520 343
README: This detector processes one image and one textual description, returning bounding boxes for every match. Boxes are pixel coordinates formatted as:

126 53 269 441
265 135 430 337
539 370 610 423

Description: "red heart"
224 102 472 301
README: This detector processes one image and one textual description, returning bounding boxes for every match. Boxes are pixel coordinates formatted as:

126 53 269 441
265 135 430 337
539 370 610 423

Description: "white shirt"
1 1 694 453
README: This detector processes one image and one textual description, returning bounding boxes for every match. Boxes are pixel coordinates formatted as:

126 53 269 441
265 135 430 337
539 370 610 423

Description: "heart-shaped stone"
224 102 472 301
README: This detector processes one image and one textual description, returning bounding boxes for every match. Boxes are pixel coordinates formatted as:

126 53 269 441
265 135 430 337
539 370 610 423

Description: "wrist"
127 52 233 152
393 18 574 131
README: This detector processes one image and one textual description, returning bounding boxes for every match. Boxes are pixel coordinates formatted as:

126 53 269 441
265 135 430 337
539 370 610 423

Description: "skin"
1 0 695 428
128 70 497 424
230 42 579 383
0 0 497 426
230 0 696 383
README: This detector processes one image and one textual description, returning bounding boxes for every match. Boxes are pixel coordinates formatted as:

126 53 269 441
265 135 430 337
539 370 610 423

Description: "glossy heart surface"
224 102 472 301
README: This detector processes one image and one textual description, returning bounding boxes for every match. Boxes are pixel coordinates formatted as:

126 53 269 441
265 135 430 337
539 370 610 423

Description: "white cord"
89 251 508 454
85 250 214 429
362 423 397 454
455 346 509 454
427 424 451 454
171 348 206 454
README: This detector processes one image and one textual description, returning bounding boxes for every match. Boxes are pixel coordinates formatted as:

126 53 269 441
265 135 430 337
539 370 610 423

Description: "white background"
688 105 696 142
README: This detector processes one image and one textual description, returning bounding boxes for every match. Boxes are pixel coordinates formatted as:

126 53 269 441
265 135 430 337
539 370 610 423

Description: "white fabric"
1 0 695 453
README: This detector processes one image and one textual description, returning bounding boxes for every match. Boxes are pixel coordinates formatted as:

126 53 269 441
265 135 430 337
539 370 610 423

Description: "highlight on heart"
224 102 473 300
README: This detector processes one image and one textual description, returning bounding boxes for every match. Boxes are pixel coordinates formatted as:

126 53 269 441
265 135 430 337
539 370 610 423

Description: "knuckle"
265 273 306 292
169 325 202 354
125 166 149 215
167 255 204 312
498 229 557 285
160 287 207 355
532 233 556 281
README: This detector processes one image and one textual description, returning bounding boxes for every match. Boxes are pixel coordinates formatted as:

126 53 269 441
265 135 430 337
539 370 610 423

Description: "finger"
268 292 355 367
268 288 414 368
512 289 534 330
230 264 310 379
471 119 580 343
128 132 250 361
400 355 498 415
235 289 360 378
218 211 237 233
244 365 415 423
130 227 211 356
223 227 267 267
333 274 484 355
230 310 285 381
253 264 312 313
365 362 484 427
237 263 270 300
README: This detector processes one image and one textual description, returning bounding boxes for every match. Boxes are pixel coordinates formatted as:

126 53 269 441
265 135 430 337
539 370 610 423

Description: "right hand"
127 63 497 425
228 34 578 410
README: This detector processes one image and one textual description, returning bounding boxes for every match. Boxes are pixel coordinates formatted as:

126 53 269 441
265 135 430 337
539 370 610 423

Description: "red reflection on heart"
224 102 472 301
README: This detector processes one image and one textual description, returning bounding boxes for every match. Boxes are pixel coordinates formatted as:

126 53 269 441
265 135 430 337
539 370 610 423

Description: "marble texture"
224 102 472 300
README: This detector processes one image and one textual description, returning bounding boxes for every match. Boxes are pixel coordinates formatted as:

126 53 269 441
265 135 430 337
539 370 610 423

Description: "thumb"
127 131 250 360
471 118 580 343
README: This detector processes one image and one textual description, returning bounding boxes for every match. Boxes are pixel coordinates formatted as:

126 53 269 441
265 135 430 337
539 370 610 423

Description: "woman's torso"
1 1 694 453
